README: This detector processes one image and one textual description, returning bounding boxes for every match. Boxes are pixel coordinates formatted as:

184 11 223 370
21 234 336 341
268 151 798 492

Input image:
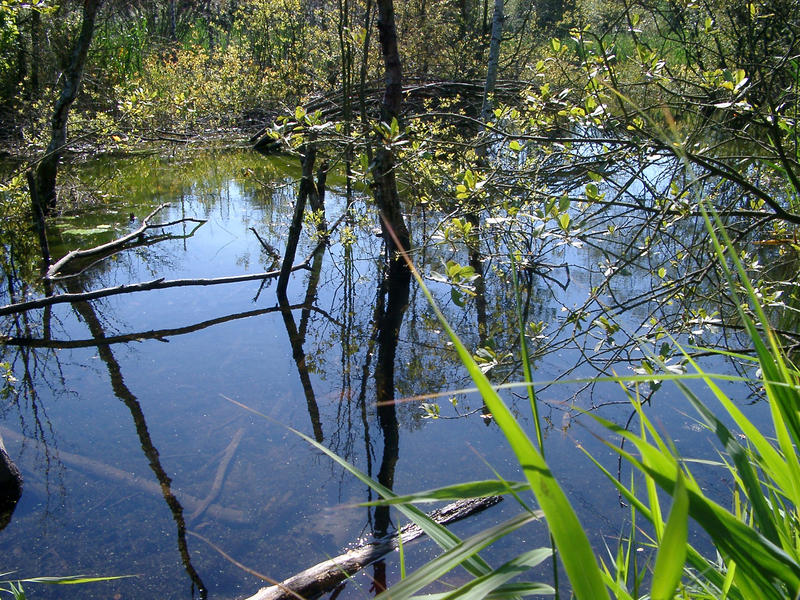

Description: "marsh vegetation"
1 0 800 598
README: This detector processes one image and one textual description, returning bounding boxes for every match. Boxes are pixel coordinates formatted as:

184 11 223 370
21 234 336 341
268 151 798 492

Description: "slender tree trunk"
480 0 504 123
169 0 177 40
277 140 318 299
15 11 27 96
33 0 101 215
30 9 40 96
373 0 410 259
359 0 374 163
26 170 50 271
373 261 409 536
376 0 402 125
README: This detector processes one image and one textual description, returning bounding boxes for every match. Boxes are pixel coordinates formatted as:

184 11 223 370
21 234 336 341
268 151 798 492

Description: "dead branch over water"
46 203 207 279
0 202 353 318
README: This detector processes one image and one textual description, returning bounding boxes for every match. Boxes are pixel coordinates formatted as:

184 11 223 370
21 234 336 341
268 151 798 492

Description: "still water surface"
0 150 755 598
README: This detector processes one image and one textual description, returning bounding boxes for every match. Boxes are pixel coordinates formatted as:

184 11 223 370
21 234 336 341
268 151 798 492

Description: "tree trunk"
169 0 177 40
376 0 402 125
277 141 318 299
33 0 101 214
480 0 504 123
373 0 410 259
0 432 22 532
30 9 41 96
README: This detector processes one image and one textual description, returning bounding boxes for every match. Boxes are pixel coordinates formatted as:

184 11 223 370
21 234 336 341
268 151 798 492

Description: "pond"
0 149 775 599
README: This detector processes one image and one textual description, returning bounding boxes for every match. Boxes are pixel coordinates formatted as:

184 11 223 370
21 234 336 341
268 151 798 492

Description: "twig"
250 228 282 261
186 530 308 600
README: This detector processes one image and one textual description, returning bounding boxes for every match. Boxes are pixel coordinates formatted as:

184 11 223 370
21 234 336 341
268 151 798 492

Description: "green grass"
275 191 800 599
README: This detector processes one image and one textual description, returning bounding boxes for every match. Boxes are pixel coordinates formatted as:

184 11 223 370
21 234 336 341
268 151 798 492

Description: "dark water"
0 150 767 599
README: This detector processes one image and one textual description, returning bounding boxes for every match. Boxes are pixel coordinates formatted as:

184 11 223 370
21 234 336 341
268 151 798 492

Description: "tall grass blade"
19 576 134 585
425 547 553 600
592 411 800 597
372 511 542 600
359 480 530 505
287 423 496 577
226 393 495 577
581 446 737 597
412 581 555 600
671 374 782 546
397 246 611 600
650 469 688 599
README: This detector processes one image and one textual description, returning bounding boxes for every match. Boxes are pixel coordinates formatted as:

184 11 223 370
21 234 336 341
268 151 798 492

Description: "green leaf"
373 512 542 600
509 140 523 152
410 263 611 600
450 288 464 307
360 480 531 506
651 470 688 599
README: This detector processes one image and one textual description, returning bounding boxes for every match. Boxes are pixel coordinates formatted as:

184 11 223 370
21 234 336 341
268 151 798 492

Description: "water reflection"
278 248 325 443
0 149 790 599
66 280 208 598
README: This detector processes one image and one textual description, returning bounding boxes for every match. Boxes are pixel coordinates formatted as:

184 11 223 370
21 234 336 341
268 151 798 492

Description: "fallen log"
0 426 248 525
244 495 502 600
46 203 206 279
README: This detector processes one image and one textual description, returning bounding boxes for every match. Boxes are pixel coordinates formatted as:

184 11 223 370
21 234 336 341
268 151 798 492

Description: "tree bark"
30 9 41 96
33 0 102 214
277 140 318 300
243 496 503 600
480 0 504 123
373 0 411 260
376 0 402 125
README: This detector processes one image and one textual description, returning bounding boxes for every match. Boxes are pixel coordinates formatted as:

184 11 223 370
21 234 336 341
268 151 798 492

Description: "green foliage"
0 574 134 599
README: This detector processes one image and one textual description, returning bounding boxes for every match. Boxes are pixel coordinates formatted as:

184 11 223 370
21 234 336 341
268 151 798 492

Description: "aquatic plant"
0 574 133 600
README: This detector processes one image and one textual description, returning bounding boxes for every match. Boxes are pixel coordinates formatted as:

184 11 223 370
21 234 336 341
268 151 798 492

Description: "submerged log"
0 426 248 525
188 428 245 523
244 496 502 600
